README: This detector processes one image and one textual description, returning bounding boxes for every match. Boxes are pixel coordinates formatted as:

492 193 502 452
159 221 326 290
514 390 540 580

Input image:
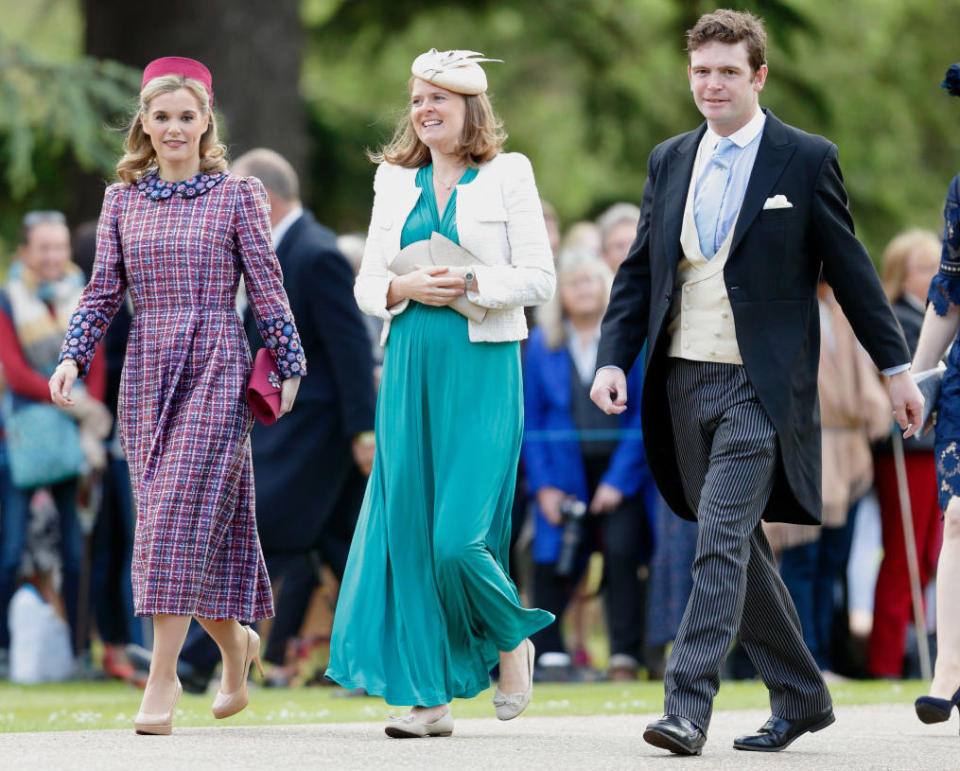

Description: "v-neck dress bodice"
400 164 478 248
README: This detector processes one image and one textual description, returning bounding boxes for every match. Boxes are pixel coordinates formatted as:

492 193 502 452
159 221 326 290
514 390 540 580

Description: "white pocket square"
763 194 793 210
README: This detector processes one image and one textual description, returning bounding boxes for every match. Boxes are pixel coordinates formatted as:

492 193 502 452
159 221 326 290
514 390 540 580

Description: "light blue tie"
694 138 737 259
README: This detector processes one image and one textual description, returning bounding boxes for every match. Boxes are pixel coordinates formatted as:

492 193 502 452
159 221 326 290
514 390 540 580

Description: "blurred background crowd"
1 0 959 692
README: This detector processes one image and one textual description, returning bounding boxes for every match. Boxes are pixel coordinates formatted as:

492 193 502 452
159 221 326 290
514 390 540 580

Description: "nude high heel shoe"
212 626 264 719
134 678 182 735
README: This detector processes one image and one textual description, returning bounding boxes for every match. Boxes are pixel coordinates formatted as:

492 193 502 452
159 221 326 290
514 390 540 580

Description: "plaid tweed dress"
59 172 306 622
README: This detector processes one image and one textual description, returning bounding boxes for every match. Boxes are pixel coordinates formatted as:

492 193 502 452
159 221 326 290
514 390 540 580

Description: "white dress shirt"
565 321 602 385
693 108 766 250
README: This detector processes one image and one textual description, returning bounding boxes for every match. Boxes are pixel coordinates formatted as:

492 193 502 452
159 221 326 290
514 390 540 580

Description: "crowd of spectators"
0 176 947 691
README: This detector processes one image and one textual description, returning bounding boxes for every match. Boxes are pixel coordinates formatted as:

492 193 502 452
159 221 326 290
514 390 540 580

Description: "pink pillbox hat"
142 56 214 103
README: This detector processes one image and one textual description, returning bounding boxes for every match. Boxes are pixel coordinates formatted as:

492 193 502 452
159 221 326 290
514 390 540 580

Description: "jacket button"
721 311 729 319
713 331 721 338
683 342 690 349
683 323 689 330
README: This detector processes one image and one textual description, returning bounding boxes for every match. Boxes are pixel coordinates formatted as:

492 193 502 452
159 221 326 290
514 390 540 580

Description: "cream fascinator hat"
411 49 503 95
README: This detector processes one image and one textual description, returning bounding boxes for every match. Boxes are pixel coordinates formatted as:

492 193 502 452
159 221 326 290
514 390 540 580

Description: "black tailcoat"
245 211 376 552
597 111 909 525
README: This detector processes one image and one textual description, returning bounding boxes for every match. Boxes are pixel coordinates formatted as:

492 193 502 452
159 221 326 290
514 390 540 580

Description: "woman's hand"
443 265 478 294
589 482 623 514
279 376 300 418
536 486 566 526
389 265 465 306
49 360 79 407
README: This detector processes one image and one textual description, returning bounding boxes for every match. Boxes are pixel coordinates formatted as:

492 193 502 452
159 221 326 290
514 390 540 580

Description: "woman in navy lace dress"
909 63 960 726
49 57 305 734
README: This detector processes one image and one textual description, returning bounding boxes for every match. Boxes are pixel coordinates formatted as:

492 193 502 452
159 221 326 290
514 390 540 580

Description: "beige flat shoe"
384 708 454 738
493 639 535 720
212 626 264 719
134 678 182 735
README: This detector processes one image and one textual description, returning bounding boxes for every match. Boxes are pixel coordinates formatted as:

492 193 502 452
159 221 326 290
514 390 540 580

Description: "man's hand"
590 367 627 415
536 486 566 526
589 482 623 514
889 370 924 439
352 432 375 476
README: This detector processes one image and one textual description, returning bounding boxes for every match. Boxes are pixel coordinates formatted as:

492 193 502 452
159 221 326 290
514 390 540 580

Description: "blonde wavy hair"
372 77 506 168
536 249 613 350
880 228 941 302
116 74 227 184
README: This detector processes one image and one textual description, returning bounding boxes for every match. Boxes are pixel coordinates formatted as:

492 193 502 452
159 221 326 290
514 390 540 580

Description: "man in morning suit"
234 149 377 677
590 9 923 756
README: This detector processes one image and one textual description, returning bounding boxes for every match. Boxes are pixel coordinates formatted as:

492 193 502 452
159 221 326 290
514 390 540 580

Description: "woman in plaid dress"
49 57 306 734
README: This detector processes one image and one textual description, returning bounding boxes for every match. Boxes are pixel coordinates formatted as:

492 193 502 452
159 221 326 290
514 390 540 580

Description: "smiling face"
410 78 467 155
688 40 767 136
140 88 210 178
560 266 607 321
21 223 71 283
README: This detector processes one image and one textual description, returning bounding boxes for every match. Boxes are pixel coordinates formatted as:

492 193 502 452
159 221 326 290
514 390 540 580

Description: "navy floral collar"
136 170 226 201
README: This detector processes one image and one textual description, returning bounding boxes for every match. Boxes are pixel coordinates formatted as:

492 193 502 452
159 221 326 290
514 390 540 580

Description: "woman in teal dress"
327 49 556 738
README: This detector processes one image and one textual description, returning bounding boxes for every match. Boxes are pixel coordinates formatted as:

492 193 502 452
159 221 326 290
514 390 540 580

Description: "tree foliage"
300 0 960 258
2 0 960 268
0 33 138 198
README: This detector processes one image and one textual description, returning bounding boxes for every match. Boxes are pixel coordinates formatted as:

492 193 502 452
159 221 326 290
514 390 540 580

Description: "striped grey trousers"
663 359 831 731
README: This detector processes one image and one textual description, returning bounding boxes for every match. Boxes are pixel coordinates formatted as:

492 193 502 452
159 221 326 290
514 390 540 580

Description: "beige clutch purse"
389 233 487 323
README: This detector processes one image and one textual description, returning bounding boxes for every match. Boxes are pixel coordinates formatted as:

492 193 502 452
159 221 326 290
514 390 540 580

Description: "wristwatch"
464 270 476 293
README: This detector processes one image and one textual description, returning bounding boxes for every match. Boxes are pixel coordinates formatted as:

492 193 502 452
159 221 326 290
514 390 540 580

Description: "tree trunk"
83 0 306 190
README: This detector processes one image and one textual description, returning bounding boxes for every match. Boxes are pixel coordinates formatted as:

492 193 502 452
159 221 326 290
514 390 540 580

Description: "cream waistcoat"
666 164 743 364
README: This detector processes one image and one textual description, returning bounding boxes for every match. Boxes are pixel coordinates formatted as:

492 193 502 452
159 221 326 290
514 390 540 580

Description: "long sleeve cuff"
60 308 112 377
258 312 307 378
882 363 911 376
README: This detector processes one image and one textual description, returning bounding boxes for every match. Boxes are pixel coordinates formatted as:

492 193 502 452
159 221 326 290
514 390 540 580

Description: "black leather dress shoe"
733 707 835 752
643 714 707 756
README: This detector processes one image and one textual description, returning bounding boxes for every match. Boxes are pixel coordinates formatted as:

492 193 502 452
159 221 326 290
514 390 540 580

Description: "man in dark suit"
590 10 923 756
234 149 377 678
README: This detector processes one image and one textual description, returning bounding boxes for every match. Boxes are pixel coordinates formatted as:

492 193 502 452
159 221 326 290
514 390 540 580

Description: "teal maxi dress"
326 164 554 707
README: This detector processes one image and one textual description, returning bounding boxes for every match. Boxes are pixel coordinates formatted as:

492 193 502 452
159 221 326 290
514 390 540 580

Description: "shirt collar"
704 108 766 150
272 205 304 250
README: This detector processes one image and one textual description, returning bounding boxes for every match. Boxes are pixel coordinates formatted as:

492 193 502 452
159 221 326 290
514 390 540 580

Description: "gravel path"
3 704 955 770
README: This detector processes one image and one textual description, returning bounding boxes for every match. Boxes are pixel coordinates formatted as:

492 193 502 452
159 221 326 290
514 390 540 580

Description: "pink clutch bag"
247 348 282 425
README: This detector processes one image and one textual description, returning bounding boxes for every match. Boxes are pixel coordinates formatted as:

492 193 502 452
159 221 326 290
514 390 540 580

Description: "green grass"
0 679 921 734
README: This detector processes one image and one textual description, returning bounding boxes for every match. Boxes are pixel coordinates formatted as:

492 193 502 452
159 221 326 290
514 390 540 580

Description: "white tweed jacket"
354 152 556 344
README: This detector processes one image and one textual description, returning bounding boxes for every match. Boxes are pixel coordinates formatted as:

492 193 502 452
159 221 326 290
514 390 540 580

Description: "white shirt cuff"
882 363 911 376
597 365 624 374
